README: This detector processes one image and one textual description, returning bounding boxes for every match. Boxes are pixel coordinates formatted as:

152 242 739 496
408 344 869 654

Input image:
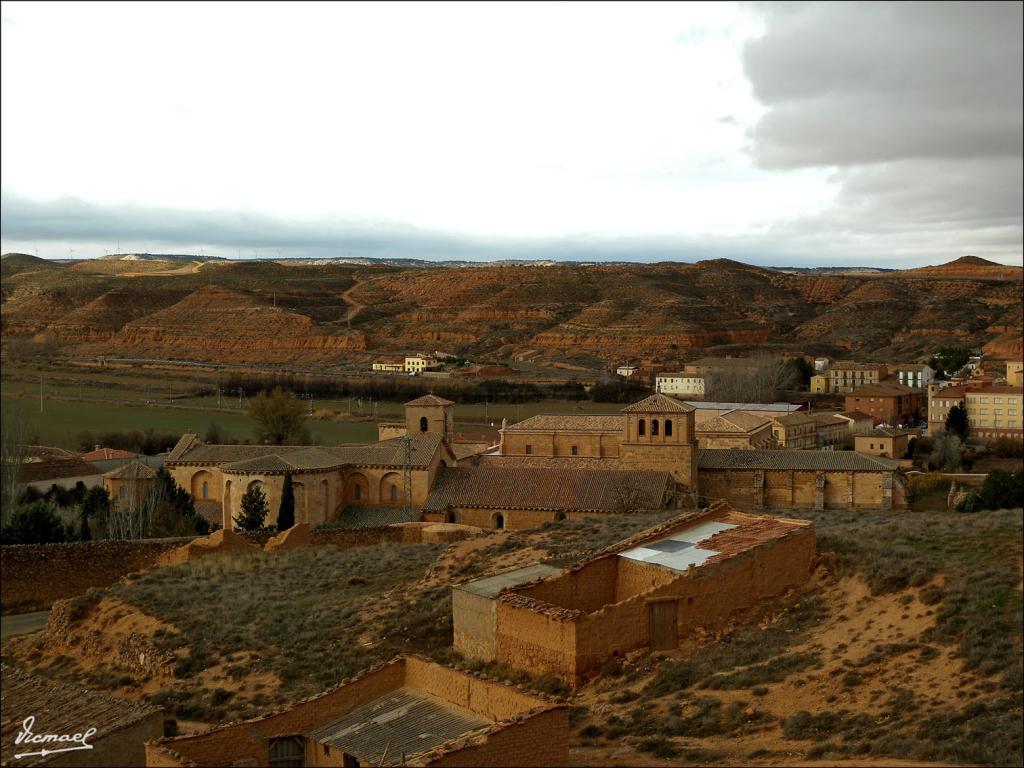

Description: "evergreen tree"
234 484 269 531
945 404 969 440
277 471 295 531
1 502 66 544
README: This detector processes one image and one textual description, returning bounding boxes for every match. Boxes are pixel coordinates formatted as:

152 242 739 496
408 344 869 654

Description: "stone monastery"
167 393 909 531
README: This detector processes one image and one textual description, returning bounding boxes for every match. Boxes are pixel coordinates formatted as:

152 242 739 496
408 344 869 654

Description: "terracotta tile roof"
770 413 816 426
701 515 811 566
424 466 674 513
405 394 454 407
848 383 921 397
451 442 496 461
811 413 848 427
169 434 447 471
964 386 1024 395
620 394 695 413
19 456 100 483
1 665 160 767
831 360 887 371
697 448 899 471
101 459 158 480
478 455 621 470
696 411 771 434
503 414 624 433
864 427 914 438
80 447 139 461
837 411 874 422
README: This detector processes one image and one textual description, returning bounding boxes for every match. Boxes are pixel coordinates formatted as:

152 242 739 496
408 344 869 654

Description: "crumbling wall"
494 600 578 681
424 707 570 767
0 538 192 613
404 656 548 722
513 557 618 613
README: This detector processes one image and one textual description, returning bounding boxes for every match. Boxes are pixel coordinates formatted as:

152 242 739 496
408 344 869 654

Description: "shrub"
1 501 66 544
234 484 269 531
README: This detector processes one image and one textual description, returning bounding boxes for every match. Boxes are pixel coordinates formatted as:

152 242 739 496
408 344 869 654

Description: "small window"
638 419 646 436
665 419 673 436
420 416 428 432
269 736 304 768
202 481 209 499
390 485 398 503
525 444 532 455
119 486 127 500
652 419 659 436
571 445 578 456
555 511 567 521
353 484 361 501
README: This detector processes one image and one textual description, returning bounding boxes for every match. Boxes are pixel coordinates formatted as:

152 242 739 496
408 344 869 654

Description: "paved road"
0 611 50 642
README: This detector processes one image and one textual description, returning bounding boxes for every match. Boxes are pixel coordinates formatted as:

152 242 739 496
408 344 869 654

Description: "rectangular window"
525 444 532 455
571 445 578 455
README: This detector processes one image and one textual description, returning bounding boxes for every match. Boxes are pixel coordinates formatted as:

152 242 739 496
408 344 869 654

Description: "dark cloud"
744 2 1022 168
742 1 1022 261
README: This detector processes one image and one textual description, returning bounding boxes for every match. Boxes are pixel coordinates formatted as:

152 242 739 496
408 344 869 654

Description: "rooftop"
1 665 160 767
309 687 488 767
848 383 921 397
831 361 888 371
424 466 674 512
621 394 695 413
457 563 563 598
101 459 158 480
684 401 804 413
697 448 899 471
81 446 140 461
503 414 624 433
695 410 771 434
837 411 875 422
405 394 455 407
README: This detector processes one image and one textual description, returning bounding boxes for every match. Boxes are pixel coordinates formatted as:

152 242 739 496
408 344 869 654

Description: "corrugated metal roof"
697 448 899 471
685 401 804 412
457 564 563 597
308 688 489 766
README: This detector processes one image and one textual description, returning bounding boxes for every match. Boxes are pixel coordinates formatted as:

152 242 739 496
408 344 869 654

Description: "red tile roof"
80 447 140 461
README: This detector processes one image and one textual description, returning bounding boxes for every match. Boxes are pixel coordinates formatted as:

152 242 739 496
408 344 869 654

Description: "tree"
249 387 310 445
703 354 799 403
787 357 815 387
978 469 1024 511
928 433 965 472
147 467 211 538
1 502 66 544
945 404 969 440
234 484 269 531
277 471 295 531
1 403 28 528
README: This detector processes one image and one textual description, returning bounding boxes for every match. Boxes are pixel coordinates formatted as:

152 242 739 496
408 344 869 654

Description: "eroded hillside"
1 255 1021 368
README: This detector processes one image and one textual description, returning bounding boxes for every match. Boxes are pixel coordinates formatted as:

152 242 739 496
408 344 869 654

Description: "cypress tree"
277 471 295 531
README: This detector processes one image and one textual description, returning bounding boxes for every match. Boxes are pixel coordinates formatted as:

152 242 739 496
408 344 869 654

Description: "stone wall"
699 468 908 511
0 538 192 613
501 431 620 459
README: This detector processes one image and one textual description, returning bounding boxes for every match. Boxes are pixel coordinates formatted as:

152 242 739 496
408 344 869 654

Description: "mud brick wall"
426 707 570 767
404 656 549 722
0 538 194 613
495 602 578 681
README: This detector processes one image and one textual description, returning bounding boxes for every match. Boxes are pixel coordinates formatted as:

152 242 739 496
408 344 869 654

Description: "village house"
855 428 915 459
892 363 936 389
693 410 776 449
2 664 163 768
615 364 638 377
834 411 875 437
1007 361 1024 387
827 362 888 394
655 372 706 397
768 413 818 450
145 656 568 767
844 383 924 427
965 385 1024 442
451 502 815 686
405 354 442 374
813 357 830 372
102 459 157 511
809 374 829 394
811 412 850 448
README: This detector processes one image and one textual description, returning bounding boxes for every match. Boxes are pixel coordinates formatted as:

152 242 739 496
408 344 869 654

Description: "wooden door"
648 600 679 651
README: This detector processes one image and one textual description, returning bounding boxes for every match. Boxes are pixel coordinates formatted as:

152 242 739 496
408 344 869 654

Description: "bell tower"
404 394 455 439
618 394 698 493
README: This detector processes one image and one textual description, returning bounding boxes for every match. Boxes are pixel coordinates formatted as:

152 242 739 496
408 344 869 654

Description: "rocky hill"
1 256 1020 368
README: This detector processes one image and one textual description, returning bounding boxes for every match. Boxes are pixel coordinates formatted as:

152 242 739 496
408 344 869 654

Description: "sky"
1 1 1021 267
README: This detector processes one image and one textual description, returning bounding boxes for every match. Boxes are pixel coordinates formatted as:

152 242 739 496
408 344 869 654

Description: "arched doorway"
494 513 505 529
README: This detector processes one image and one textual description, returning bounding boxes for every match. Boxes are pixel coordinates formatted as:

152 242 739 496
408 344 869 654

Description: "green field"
1 395 381 447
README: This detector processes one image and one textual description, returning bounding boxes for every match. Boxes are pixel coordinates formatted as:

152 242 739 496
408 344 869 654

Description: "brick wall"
1 538 193 613
426 707 570 767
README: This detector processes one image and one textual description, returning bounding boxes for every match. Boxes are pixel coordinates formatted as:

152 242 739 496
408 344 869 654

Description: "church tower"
618 394 698 493
404 394 455 439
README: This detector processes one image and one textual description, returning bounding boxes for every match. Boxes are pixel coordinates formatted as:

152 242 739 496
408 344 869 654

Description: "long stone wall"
1 527 408 613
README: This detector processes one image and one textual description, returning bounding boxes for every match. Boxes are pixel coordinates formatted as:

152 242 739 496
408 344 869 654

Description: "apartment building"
893 363 936 389
827 362 889 394
965 386 1024 441
656 372 706 396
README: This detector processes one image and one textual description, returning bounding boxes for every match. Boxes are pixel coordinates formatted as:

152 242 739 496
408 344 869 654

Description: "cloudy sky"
1 1 1021 266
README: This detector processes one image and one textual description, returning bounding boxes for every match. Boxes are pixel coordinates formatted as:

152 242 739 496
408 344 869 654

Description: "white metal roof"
618 520 737 572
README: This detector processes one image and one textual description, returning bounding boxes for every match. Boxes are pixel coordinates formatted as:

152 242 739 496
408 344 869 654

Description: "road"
0 610 50 642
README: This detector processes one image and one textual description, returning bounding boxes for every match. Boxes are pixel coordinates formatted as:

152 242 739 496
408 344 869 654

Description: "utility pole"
39 375 43 413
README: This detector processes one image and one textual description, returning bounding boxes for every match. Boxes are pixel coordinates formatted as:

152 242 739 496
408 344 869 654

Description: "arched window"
390 485 398 503
202 481 209 499
665 419 673 437
495 513 505 529
420 416 428 432
638 419 646 436
354 484 361 500
652 419 660 436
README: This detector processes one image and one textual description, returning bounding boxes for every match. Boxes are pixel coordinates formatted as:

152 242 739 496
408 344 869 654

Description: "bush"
1 502 66 544
955 491 982 514
978 469 1023 511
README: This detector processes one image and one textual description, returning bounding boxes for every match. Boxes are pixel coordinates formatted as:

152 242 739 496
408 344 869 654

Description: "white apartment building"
656 373 705 396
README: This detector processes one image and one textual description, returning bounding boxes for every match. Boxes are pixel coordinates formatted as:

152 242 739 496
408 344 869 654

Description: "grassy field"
1 395 381 446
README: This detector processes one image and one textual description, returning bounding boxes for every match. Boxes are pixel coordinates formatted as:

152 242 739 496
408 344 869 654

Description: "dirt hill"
1 257 1020 368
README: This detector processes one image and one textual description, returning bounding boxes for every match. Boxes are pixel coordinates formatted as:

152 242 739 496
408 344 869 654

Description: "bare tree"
105 464 159 539
0 403 28 527
702 354 798 403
